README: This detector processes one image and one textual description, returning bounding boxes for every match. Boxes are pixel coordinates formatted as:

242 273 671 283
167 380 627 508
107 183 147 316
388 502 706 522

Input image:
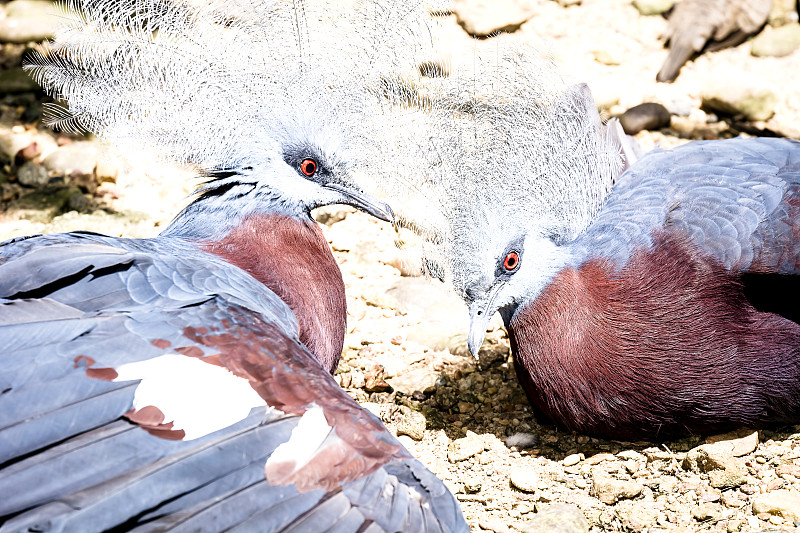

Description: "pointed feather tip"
369 42 624 287
27 0 443 175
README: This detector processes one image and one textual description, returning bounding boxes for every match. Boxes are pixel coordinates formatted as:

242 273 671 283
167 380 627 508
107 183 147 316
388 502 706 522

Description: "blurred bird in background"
0 1 468 531
657 0 773 82
380 40 800 442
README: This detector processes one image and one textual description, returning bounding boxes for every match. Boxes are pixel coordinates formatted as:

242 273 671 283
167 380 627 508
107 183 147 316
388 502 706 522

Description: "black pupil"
507 255 516 268
303 160 315 174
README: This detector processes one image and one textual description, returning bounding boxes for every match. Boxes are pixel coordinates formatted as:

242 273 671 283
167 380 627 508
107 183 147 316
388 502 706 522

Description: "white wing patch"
265 405 331 473
114 353 267 440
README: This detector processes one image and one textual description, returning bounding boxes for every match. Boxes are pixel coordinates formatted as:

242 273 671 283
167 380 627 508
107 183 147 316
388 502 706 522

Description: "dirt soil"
2 1 800 532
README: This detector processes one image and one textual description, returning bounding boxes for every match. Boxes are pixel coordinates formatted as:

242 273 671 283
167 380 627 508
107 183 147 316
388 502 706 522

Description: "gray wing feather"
0 232 468 532
574 137 800 273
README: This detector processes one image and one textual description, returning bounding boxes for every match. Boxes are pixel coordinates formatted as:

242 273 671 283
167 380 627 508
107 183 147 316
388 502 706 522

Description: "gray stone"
751 490 800 521
67 191 89 212
702 81 778 122
0 67 40 93
0 0 60 43
614 501 659 533
42 142 103 177
10 186 82 222
509 469 539 493
591 469 644 504
631 0 675 16
692 503 722 522
452 0 538 37
385 277 470 353
447 431 485 462
751 23 800 57
519 503 589 533
16 161 48 188
394 406 426 441
386 366 438 395
619 103 671 134
0 128 33 161
705 429 759 457
683 442 747 489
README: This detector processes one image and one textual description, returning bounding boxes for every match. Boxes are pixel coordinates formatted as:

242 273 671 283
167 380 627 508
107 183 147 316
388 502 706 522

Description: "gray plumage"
657 0 773 82
0 230 465 533
575 137 800 271
384 38 800 439
0 1 467 531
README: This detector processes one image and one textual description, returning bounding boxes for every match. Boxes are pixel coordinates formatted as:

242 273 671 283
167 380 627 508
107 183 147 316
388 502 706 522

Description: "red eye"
503 252 519 271
300 159 317 176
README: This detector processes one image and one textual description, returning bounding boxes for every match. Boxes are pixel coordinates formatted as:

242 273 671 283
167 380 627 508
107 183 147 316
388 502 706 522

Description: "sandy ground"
2 1 800 531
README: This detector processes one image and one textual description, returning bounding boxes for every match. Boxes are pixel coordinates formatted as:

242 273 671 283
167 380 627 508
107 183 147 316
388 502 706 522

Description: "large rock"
42 141 121 192
510 469 539 493
751 23 800 57
751 490 800 521
384 277 470 353
701 80 778 122
614 501 659 533
43 142 104 177
0 128 33 161
16 161 48 188
519 503 589 533
452 0 538 37
0 0 60 43
591 469 644 504
619 103 671 134
704 429 758 457
385 366 439 395
447 431 485 462
682 440 748 489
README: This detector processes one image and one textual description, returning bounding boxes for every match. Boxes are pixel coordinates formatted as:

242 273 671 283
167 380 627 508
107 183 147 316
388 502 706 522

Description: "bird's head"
455 221 574 358
380 45 628 358
176 104 395 237
26 0 441 236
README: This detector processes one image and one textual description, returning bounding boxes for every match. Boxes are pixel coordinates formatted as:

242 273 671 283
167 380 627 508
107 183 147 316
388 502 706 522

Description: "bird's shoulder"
572 137 800 272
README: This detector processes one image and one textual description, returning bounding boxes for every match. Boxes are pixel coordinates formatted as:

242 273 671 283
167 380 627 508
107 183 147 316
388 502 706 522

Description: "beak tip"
380 204 395 224
466 337 483 360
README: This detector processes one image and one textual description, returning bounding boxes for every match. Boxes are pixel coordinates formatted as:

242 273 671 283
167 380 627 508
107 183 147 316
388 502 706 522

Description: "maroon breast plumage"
203 214 347 372
509 231 800 440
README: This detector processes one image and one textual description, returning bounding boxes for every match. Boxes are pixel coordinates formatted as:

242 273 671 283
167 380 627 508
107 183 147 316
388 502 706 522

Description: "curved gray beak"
323 183 395 224
467 281 504 359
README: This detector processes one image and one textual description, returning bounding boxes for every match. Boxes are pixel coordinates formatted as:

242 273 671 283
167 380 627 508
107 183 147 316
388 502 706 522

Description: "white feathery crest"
368 36 624 291
25 0 440 176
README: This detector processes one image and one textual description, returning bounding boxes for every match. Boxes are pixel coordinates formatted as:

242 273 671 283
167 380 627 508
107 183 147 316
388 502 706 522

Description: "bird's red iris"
300 159 317 176
504 252 519 271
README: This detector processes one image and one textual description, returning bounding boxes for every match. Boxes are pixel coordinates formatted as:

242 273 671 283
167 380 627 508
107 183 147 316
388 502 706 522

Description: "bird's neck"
506 232 800 440
202 213 346 372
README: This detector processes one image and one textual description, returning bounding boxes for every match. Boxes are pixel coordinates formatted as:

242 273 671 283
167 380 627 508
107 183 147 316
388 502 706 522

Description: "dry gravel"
2 1 800 532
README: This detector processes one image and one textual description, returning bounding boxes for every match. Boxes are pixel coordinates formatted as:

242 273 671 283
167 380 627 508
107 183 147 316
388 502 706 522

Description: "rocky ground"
3 0 800 532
